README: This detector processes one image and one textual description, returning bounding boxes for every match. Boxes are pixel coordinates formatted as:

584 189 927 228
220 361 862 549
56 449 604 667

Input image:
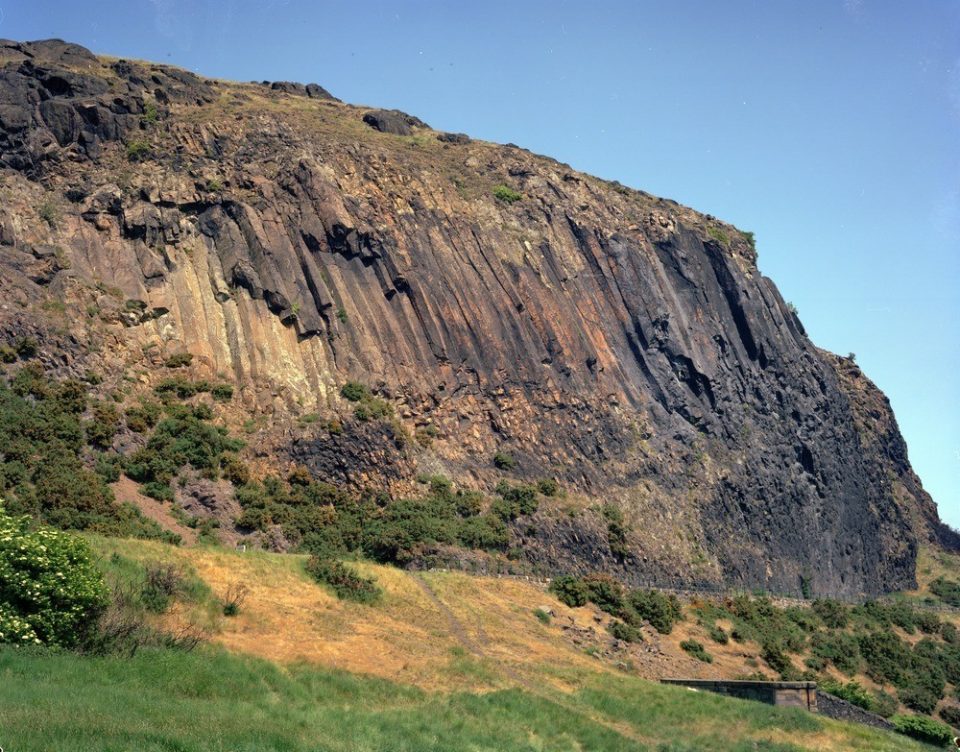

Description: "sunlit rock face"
0 38 946 596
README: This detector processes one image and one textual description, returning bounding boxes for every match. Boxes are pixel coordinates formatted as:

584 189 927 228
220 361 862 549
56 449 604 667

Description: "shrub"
944 622 960 645
940 704 960 729
493 451 517 470
810 631 861 675
0 506 108 647
85 401 120 449
38 200 60 228
221 583 248 617
820 680 874 712
581 573 625 614
491 482 538 521
164 353 193 368
141 101 159 125
533 608 551 625
859 630 910 685
602 504 630 560
681 639 713 663
608 619 642 643
707 623 729 644
211 384 234 402
340 382 370 402
811 598 848 629
930 577 960 608
628 589 682 635
891 715 955 747
304 557 380 604
871 689 898 719
550 576 590 608
537 478 559 496
14 336 38 358
761 642 792 675
126 140 151 162
141 562 184 613
492 185 522 204
125 400 162 433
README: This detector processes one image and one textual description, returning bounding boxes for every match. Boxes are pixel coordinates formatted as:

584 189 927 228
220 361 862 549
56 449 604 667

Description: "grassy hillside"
0 534 939 752
0 643 896 752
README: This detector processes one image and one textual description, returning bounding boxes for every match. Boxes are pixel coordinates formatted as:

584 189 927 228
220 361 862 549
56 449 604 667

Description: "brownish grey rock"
0 38 948 597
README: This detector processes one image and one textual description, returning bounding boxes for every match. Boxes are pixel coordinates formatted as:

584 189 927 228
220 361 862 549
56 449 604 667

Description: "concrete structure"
660 679 818 712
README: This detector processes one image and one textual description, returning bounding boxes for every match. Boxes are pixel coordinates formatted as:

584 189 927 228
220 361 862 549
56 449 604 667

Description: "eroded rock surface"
0 39 945 596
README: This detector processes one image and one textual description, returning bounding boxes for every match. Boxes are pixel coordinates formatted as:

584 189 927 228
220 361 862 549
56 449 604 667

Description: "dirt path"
112 477 197 544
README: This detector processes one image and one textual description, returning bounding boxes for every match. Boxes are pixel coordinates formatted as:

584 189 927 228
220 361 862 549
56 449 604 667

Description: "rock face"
0 39 948 596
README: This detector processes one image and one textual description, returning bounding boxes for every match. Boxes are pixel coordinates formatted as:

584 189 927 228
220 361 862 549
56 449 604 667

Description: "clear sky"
4 1 958 524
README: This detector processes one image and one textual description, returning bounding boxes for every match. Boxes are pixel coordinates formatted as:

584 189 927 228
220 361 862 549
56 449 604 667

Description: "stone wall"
660 679 817 712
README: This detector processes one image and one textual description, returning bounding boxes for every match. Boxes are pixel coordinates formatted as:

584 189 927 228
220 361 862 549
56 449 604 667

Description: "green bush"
930 577 960 608
493 451 517 470
340 382 370 402
533 608 551 625
891 714 955 747
126 140 151 162
810 631 861 675
304 557 380 604
939 704 960 729
581 573 625 615
859 630 910 685
707 623 729 644
680 639 713 663
550 576 589 608
820 680 874 712
491 482 538 521
871 689 899 719
536 478 559 496
85 401 120 449
211 384 234 402
0 505 108 647
628 589 682 635
602 504 630 560
164 353 193 368
608 619 642 643
492 185 522 204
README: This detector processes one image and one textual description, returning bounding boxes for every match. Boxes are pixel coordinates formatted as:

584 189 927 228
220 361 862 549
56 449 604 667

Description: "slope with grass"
0 534 940 752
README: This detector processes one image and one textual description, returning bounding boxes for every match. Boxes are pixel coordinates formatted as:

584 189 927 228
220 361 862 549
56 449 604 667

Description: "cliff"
0 38 947 595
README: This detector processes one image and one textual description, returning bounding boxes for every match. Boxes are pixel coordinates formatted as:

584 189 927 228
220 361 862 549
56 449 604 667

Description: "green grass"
0 645 935 751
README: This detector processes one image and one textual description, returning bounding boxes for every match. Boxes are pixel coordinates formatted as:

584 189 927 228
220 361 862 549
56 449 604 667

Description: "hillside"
1 531 951 752
0 37 952 599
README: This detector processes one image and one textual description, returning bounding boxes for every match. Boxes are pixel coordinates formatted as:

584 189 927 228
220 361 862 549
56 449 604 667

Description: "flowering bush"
0 504 108 647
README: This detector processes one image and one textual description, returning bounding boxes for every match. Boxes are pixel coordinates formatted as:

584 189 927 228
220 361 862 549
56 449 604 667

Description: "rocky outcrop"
0 39 945 596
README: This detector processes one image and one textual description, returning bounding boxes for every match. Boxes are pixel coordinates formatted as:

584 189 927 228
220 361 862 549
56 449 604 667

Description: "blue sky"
4 1 959 524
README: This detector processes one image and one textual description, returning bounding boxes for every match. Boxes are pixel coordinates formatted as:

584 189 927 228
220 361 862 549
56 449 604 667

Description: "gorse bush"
0 368 173 540
628 589 682 635
680 639 713 663
339 381 392 421
891 715 955 747
125 403 244 500
547 575 682 636
0 505 108 647
305 556 380 604
930 577 960 608
492 185 522 203
820 680 873 712
608 619 642 643
233 471 534 564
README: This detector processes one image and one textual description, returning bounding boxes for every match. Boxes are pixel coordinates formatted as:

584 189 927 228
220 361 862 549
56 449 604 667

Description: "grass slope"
0 645 932 752
0 535 938 752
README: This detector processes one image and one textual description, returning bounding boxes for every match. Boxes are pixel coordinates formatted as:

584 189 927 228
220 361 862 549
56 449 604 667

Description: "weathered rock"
0 38 947 597
362 108 427 135
437 132 470 144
